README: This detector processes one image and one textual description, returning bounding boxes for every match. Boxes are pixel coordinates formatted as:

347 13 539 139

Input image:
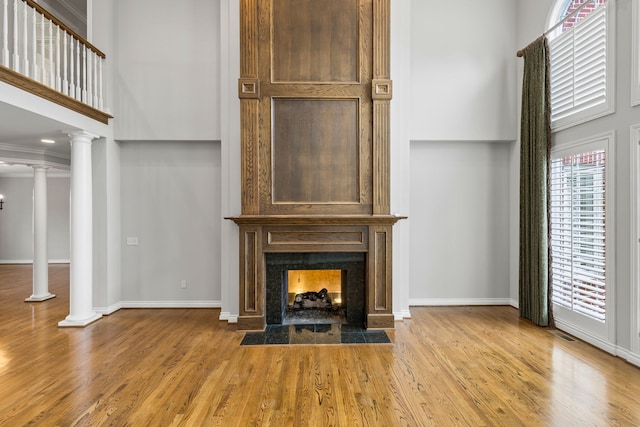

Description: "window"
547 0 615 130
550 133 614 338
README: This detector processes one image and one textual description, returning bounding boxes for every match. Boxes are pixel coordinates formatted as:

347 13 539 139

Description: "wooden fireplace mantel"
228 215 404 331
227 215 405 227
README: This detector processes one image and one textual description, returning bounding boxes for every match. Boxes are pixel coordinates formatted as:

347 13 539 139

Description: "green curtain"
519 36 553 327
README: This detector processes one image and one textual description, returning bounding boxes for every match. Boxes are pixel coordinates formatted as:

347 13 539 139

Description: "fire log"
293 288 332 309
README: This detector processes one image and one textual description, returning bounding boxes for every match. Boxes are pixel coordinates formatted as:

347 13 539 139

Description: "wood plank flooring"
1 264 640 426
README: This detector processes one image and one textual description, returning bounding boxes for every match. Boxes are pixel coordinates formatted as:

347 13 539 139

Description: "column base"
58 312 102 327
25 293 56 302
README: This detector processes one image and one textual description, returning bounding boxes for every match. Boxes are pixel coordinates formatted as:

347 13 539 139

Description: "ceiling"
0 101 76 176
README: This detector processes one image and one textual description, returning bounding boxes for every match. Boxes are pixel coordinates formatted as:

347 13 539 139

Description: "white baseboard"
119 301 221 309
409 298 512 306
616 347 640 368
554 320 640 368
510 298 519 308
94 301 123 315
554 319 618 355
0 259 70 264
394 309 412 320
219 311 238 323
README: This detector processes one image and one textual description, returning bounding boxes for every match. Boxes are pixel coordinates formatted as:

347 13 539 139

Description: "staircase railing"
0 0 110 123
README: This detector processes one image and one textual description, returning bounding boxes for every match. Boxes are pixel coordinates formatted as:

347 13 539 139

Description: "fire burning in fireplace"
287 270 342 309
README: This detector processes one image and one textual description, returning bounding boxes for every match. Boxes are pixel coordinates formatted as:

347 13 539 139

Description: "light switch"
126 237 138 246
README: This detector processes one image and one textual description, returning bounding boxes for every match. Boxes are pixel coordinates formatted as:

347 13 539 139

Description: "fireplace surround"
229 216 401 330
266 252 366 326
231 0 400 330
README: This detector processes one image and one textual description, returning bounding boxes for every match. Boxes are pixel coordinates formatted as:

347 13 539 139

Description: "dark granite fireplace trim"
265 252 366 327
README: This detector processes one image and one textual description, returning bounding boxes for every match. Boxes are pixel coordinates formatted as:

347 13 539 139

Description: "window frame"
550 131 616 346
633 0 640 106
631 124 640 356
547 0 616 131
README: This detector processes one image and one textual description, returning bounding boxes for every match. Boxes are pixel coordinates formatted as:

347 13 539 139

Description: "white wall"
113 0 220 141
410 0 517 141
406 0 516 306
409 141 511 304
0 176 70 262
120 141 221 305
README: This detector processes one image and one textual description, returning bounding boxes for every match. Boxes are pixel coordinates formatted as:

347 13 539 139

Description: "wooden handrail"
22 0 105 58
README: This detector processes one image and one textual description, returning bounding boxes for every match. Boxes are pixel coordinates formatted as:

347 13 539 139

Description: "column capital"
67 131 100 144
30 164 50 171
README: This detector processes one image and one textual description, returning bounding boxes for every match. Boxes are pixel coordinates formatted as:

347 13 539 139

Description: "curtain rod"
516 0 599 57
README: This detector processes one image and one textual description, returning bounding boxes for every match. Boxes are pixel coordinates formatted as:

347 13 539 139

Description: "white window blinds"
550 150 607 321
548 2 613 129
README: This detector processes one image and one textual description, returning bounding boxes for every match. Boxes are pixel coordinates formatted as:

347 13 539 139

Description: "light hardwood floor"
1 264 639 426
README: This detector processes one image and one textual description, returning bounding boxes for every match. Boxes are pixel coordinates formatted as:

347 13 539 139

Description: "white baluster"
82 45 87 103
92 52 98 107
21 0 27 76
48 19 53 88
86 49 92 106
55 26 60 91
98 57 103 111
75 38 81 101
2 0 8 67
69 35 75 98
12 0 18 71
40 12 44 84
92 52 97 107
62 31 68 95
31 7 36 79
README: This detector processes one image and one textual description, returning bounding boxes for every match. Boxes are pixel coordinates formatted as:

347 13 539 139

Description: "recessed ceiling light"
41 139 55 144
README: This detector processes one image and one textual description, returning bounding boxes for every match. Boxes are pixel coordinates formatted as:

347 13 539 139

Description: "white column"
26 165 55 302
59 131 102 327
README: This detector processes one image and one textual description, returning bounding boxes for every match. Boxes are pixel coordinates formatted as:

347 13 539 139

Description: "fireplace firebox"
266 253 365 327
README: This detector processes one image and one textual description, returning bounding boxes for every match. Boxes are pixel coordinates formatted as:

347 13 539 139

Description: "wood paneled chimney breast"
229 0 403 330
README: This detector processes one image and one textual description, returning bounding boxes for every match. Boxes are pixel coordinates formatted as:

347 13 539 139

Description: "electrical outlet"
126 237 138 246
180 280 187 289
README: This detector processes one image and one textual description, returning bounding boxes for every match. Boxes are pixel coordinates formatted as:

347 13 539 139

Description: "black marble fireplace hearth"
240 323 391 346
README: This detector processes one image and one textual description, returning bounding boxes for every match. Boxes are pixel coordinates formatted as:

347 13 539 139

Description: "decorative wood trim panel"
366 313 395 329
373 0 390 80
366 225 393 328
373 101 391 214
0 66 111 124
240 100 260 214
229 215 404 226
238 226 266 331
240 228 261 314
239 0 260 215
240 0 259 78
263 225 368 252
237 315 267 331
372 227 389 310
371 0 391 214
238 78 260 99
372 79 392 100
